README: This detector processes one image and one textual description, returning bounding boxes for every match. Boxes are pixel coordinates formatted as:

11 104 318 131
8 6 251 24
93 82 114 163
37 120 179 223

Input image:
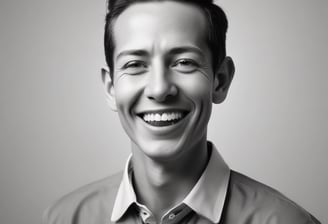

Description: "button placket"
139 208 156 224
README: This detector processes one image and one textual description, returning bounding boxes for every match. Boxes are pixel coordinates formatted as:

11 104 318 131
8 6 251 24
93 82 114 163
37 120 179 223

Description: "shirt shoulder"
43 171 123 224
221 170 321 224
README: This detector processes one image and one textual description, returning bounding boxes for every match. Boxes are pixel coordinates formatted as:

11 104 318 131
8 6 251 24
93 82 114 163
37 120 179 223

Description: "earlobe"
212 56 235 104
101 67 117 111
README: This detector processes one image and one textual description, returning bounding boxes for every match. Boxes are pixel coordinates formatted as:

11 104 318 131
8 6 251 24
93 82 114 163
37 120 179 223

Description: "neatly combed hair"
104 0 228 74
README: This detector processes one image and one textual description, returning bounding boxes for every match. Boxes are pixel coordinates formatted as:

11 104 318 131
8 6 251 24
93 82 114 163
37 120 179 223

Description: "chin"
134 138 189 162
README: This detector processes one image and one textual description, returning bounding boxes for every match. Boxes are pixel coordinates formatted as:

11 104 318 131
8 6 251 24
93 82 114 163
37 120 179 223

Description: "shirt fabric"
43 142 321 224
111 143 230 224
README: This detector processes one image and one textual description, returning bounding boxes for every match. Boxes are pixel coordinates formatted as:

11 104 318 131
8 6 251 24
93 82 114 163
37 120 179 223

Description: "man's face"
108 1 219 161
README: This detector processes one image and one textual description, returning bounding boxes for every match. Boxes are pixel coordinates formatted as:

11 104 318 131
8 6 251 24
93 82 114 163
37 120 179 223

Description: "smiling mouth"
138 111 189 127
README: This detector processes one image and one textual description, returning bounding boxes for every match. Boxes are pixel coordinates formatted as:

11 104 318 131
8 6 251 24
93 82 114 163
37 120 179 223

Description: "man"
43 0 321 223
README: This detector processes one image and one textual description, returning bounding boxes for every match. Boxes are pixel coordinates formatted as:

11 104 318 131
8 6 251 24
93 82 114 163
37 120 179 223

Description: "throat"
130 139 210 221
133 151 209 215
132 169 185 221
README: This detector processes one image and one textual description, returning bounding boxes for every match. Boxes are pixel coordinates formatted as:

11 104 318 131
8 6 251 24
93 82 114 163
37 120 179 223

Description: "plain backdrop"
0 0 327 223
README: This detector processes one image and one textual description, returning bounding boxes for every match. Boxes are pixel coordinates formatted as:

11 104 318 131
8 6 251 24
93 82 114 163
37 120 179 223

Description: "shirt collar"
182 142 230 223
111 142 231 223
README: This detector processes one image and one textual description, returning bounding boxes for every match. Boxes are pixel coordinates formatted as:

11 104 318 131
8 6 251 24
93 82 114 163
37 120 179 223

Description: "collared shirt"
43 142 321 224
111 143 230 223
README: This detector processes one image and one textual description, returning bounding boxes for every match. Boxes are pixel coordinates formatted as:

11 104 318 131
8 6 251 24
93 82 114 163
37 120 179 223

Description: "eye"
123 60 146 68
172 59 199 73
121 60 148 74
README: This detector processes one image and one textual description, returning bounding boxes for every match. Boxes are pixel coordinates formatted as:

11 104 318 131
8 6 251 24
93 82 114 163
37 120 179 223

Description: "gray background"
0 0 327 223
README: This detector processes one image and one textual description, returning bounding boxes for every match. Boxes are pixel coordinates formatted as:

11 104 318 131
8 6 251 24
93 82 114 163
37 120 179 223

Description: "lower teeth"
146 120 180 126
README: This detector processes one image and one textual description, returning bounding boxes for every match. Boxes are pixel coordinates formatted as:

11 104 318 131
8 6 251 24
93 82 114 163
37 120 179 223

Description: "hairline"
105 0 226 77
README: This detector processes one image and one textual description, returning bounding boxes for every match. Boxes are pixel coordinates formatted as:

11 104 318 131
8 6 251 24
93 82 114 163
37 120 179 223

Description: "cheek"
114 77 142 110
114 85 129 109
178 75 213 103
113 80 140 133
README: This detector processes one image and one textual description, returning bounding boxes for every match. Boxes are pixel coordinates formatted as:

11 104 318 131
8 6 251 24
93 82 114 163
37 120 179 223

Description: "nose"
144 61 178 102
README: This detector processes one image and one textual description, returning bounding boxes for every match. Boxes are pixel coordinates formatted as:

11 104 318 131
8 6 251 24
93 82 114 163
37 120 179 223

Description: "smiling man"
43 0 321 223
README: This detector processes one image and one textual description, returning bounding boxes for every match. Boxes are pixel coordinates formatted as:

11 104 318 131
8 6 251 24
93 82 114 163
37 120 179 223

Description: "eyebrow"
168 46 205 57
116 50 148 61
115 46 204 61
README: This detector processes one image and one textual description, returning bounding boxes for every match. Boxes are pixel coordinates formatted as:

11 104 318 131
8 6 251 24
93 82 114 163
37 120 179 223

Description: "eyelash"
122 60 147 69
172 58 199 73
173 59 198 67
120 58 199 74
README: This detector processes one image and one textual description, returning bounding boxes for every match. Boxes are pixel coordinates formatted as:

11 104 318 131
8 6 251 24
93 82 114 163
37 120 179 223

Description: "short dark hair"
104 0 228 75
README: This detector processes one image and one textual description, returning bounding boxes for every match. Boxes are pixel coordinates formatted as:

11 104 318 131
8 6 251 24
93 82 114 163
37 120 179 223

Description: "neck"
131 139 209 221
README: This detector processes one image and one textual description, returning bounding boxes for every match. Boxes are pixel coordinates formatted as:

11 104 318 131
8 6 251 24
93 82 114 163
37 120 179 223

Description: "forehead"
112 1 209 57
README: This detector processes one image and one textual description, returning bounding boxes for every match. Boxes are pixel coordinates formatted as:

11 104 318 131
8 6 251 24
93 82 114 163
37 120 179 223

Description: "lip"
136 109 191 136
136 108 190 116
136 109 189 126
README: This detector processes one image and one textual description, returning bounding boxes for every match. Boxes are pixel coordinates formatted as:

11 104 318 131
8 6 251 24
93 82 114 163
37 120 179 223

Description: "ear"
212 56 235 104
101 66 117 111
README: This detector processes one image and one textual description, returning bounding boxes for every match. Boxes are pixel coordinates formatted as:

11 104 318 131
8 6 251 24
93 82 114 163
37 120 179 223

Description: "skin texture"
102 1 234 221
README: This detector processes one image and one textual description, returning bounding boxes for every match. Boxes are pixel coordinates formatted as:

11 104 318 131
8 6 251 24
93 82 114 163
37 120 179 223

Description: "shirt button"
168 213 176 220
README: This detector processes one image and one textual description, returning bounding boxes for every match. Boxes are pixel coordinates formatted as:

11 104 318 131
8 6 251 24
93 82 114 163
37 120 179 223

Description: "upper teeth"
143 112 183 122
